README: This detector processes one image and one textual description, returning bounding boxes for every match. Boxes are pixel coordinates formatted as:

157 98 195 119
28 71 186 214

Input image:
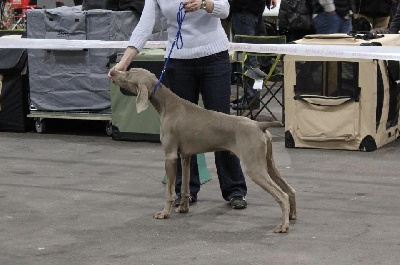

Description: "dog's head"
110 68 158 113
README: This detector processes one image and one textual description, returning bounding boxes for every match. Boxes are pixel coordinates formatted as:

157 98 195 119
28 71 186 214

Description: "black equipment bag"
118 0 144 13
82 0 144 13
0 49 31 132
81 0 108 10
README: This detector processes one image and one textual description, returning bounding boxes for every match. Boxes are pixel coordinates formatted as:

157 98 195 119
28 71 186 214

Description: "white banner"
0 38 167 50
229 42 400 61
1 37 400 60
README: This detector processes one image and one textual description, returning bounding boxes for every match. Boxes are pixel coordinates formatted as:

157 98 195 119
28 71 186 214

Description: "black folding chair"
232 34 286 122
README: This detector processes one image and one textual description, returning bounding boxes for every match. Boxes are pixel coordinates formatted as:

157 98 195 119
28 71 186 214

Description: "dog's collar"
149 84 158 98
149 73 163 99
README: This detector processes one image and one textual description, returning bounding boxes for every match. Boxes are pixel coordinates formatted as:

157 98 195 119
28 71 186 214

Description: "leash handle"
150 3 186 97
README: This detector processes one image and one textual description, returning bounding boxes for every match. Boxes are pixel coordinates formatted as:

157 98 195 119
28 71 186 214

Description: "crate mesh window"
295 61 359 97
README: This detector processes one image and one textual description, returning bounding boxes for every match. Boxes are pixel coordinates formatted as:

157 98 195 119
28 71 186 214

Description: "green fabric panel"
162 153 212 185
110 82 160 134
134 48 165 61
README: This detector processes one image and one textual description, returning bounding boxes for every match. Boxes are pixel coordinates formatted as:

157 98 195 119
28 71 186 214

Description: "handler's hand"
183 0 201 12
108 46 138 79
108 62 127 79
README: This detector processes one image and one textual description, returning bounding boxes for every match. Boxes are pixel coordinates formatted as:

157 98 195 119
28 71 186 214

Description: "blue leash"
149 3 186 98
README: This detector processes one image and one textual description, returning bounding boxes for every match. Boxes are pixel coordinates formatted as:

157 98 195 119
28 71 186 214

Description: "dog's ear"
136 83 149 113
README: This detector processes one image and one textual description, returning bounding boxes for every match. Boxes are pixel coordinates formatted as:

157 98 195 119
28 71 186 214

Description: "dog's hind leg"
176 155 191 213
154 154 178 219
252 171 290 233
244 159 290 233
266 139 297 220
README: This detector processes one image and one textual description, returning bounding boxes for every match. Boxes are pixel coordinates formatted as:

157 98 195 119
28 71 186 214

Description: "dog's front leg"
176 155 191 213
154 156 177 219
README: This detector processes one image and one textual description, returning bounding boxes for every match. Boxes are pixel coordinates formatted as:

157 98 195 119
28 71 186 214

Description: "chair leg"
233 73 284 122
244 81 284 121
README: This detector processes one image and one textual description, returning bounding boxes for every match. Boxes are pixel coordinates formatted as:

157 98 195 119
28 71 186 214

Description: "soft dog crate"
284 34 400 151
110 49 167 142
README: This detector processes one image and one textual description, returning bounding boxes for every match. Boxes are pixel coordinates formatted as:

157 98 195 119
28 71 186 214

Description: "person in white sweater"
108 0 248 209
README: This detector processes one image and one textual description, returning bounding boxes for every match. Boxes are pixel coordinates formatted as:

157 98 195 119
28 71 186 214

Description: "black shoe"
230 96 243 105
260 65 279 75
231 97 260 110
228 196 247 209
245 67 267 80
269 71 284 82
261 67 283 81
174 194 196 207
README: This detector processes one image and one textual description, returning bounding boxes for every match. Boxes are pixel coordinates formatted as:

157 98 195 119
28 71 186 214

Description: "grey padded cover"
27 6 139 111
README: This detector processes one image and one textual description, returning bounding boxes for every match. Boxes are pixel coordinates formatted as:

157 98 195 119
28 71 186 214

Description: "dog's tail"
257 121 283 132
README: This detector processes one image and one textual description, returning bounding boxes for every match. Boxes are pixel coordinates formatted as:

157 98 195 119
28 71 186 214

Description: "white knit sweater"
128 0 230 59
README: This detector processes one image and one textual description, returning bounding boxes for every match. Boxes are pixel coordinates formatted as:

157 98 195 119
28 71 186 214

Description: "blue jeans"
164 51 247 201
232 11 264 68
313 12 352 34
232 11 272 97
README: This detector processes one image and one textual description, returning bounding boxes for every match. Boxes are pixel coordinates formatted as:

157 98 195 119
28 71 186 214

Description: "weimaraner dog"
110 68 296 233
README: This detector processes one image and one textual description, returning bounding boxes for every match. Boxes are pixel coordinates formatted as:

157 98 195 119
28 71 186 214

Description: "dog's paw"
154 210 170 219
289 212 297 220
175 206 189 213
273 223 289 233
